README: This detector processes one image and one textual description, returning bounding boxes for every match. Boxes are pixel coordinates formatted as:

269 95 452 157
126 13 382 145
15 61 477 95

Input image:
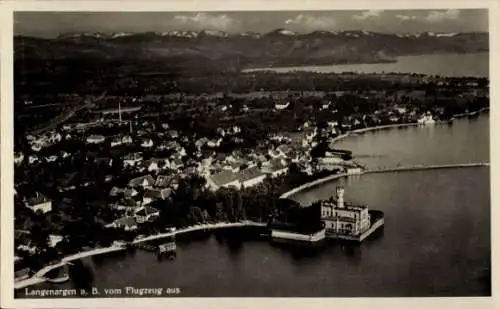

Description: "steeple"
336 187 345 208
119 101 122 122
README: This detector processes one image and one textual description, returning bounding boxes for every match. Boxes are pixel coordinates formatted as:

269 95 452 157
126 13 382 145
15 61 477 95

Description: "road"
29 92 106 135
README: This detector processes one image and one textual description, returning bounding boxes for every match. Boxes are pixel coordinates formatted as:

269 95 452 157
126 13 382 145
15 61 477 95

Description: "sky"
14 9 488 38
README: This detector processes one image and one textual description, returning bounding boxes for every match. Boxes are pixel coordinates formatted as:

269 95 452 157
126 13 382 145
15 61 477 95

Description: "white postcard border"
1 1 498 308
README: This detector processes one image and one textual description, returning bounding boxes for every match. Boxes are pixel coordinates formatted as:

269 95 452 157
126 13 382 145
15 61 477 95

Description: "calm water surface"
243 53 489 77
332 115 489 171
24 116 490 297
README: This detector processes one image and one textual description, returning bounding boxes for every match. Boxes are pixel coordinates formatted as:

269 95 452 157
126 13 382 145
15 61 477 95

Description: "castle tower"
336 187 345 208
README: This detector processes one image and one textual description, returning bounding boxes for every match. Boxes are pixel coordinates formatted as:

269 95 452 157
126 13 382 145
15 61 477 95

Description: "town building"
106 216 138 231
418 112 436 125
275 102 290 110
141 138 154 148
25 193 52 214
142 188 172 206
14 152 24 165
128 174 155 188
86 135 106 144
135 206 160 223
263 159 289 178
239 167 267 188
205 170 241 191
123 153 143 167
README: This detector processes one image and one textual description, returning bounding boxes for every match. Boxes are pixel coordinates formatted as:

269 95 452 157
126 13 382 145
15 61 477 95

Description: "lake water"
21 116 490 297
243 53 489 77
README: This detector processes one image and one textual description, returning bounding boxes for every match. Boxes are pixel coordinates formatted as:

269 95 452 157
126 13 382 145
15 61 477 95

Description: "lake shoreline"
329 107 489 145
241 52 489 77
14 221 266 290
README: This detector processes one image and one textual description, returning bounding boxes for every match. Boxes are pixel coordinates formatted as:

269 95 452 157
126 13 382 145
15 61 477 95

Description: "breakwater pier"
364 162 489 174
280 162 489 200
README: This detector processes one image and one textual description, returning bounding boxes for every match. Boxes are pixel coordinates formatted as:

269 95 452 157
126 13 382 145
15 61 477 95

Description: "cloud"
395 14 417 21
172 13 234 30
424 10 460 23
284 14 337 31
352 10 383 20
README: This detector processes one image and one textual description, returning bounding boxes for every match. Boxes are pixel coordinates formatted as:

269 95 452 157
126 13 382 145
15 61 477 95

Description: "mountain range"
15 29 488 69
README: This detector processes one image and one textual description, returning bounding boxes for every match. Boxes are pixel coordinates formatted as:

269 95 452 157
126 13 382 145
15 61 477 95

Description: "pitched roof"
144 188 172 200
87 134 105 140
239 167 266 183
118 198 139 207
269 159 287 171
155 175 179 188
210 170 240 187
128 175 155 187
277 144 292 154
114 216 137 228
135 206 160 217
109 187 124 197
27 193 50 205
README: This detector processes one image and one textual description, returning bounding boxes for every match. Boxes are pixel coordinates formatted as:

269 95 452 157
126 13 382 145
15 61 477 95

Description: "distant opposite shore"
243 52 489 78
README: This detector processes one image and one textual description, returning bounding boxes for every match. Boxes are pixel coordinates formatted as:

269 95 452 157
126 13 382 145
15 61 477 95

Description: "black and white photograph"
0 1 497 308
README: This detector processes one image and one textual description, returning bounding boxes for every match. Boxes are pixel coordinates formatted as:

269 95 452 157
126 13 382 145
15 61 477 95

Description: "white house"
134 206 160 224
60 151 70 159
48 235 63 248
142 188 172 206
106 216 138 231
111 137 123 147
207 138 222 148
395 107 407 114
231 126 241 134
31 144 42 152
49 132 62 143
86 135 105 144
346 167 363 175
418 113 436 125
222 163 241 173
322 100 333 110
14 152 24 165
28 155 39 165
123 153 143 167
275 102 290 110
25 193 52 214
45 155 58 163
111 197 140 211
143 159 165 173
141 138 154 148
216 127 226 137
128 174 155 188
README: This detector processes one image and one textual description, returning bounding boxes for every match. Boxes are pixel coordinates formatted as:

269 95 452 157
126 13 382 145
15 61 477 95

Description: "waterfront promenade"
329 107 489 145
15 221 266 290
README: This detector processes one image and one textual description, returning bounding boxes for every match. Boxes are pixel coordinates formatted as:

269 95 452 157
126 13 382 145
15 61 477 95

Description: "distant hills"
15 29 488 69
